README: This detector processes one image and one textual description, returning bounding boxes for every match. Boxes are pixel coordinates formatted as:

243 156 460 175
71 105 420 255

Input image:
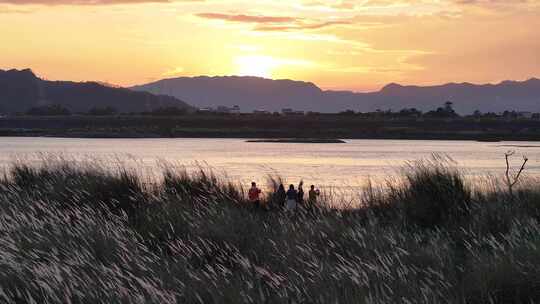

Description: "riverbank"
246 138 346 143
1 157 539 303
3 114 540 141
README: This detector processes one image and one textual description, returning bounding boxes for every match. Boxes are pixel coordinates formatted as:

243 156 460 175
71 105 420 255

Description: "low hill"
369 79 540 113
132 76 540 114
0 69 192 114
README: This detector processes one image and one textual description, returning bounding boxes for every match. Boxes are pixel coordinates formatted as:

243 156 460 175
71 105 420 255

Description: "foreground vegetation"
1 156 540 303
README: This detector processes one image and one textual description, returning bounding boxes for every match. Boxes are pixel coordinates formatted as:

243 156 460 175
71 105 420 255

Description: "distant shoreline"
3 115 540 141
0 131 537 142
246 138 346 143
1 133 538 142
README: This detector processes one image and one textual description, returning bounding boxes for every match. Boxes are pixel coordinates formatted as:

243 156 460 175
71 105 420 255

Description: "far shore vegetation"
1 154 540 303
2 102 540 141
246 138 346 143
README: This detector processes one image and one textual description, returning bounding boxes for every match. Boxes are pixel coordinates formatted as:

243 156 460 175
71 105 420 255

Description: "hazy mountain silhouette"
132 76 540 113
0 69 192 113
132 76 327 112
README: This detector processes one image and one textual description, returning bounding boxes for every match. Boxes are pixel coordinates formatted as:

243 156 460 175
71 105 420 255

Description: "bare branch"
505 152 512 192
504 152 528 198
510 157 528 188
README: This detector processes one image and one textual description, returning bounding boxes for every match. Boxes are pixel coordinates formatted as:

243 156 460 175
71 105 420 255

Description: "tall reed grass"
0 156 539 303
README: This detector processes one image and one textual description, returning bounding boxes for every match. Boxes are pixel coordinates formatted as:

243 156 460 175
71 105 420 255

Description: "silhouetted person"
308 185 320 206
286 184 298 211
274 184 286 208
248 182 262 208
297 183 304 205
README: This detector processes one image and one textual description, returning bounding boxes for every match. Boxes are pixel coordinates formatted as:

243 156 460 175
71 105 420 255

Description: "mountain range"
1 68 538 114
0 69 191 113
132 76 540 114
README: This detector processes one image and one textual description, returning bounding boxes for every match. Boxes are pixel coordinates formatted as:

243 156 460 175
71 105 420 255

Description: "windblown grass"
0 156 539 303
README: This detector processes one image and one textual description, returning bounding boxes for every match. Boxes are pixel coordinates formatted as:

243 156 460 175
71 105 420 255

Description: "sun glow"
235 55 278 78
1 0 538 90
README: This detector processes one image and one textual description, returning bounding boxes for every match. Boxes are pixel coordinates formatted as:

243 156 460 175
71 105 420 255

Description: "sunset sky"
1 0 539 91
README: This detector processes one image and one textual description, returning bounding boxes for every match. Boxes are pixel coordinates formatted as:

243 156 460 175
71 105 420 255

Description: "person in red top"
248 182 262 208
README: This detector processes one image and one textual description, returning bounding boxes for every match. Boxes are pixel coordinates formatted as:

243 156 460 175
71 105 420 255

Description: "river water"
1 137 539 199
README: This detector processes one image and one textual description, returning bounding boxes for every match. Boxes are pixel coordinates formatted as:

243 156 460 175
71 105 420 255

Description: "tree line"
16 101 540 120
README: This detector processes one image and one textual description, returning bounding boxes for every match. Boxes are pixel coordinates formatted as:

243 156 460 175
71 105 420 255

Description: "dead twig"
504 151 528 197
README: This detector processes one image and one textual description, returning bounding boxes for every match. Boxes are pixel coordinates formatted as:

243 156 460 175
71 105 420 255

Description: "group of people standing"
248 182 320 211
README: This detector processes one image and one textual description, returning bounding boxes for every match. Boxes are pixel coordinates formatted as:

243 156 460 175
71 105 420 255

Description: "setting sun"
235 55 277 78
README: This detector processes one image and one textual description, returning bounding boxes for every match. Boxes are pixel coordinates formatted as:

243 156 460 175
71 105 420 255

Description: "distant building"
282 108 305 115
518 111 533 119
253 110 270 115
282 108 294 115
216 105 241 114
231 105 241 114
216 106 230 113
198 107 214 113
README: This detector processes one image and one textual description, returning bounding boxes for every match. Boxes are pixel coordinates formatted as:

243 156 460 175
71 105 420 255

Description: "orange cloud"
195 13 296 24
196 12 351 32
254 20 351 32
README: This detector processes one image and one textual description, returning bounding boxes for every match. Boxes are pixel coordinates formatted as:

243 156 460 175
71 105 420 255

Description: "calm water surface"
1 137 540 195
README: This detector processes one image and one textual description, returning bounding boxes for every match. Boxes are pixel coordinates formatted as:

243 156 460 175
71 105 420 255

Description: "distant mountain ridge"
132 76 540 114
133 75 325 111
0 69 192 113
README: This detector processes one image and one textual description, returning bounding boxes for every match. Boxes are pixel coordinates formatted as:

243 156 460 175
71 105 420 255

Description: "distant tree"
482 112 499 119
502 110 518 119
88 106 118 116
26 104 71 116
424 101 459 118
444 101 454 112
398 108 423 117
473 110 482 118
